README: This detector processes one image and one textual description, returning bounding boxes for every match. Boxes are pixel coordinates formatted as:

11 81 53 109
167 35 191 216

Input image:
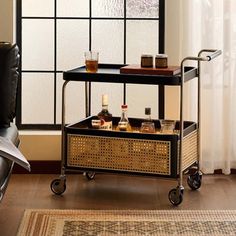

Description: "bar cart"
51 49 221 205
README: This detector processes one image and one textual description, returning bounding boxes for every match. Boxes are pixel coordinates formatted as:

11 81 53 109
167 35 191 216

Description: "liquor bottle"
140 107 155 133
97 94 113 130
117 104 132 131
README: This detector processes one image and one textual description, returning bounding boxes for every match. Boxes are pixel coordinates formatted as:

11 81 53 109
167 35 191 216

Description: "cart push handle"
181 49 222 64
199 49 222 61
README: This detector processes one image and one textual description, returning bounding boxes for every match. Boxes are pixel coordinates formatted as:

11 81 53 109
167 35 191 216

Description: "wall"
165 0 181 119
0 0 13 42
19 131 61 161
0 0 182 161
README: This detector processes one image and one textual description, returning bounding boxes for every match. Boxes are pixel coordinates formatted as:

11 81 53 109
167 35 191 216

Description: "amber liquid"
97 108 112 130
85 59 98 73
116 122 132 132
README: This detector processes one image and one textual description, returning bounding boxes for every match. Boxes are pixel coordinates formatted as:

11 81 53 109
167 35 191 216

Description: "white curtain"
179 0 236 174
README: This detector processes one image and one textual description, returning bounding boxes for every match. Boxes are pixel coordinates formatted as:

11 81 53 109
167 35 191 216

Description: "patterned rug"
17 209 236 236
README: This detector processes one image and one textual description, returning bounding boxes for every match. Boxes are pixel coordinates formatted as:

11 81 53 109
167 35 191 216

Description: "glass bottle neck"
145 114 152 122
121 109 127 116
121 108 128 118
102 104 108 110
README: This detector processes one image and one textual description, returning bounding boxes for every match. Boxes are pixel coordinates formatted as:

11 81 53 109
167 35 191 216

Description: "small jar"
155 54 168 68
141 54 153 68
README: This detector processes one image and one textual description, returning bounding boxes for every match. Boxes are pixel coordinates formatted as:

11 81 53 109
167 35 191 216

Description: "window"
16 0 165 130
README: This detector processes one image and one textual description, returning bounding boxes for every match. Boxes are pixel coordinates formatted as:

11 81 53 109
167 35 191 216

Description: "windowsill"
19 130 61 135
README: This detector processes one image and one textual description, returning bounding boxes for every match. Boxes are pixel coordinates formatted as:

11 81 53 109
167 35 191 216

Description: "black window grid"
16 0 165 130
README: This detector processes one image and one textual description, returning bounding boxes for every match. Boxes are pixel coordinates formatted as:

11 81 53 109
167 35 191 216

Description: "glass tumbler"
140 122 155 133
160 120 176 134
84 51 99 73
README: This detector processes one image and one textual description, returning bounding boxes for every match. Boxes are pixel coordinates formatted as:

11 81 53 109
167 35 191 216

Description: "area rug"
17 209 236 236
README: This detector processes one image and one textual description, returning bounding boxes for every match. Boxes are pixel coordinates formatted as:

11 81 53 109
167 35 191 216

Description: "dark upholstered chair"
0 124 20 201
0 42 25 201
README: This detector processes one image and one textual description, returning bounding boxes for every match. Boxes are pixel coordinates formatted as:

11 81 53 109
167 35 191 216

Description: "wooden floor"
1 173 236 236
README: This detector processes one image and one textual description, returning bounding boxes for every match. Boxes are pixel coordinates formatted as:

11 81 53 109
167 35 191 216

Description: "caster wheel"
168 187 184 206
187 172 202 190
85 172 96 180
50 178 66 195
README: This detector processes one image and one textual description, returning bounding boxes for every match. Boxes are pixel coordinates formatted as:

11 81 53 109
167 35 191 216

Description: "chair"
0 42 24 201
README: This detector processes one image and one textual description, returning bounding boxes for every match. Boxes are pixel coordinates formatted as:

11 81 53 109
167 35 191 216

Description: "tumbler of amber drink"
84 51 99 73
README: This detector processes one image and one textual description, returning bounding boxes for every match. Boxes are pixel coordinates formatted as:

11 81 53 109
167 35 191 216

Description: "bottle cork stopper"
145 107 151 115
102 94 108 105
121 104 128 109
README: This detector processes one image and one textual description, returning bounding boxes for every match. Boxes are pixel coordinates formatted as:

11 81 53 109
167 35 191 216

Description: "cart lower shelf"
65 117 198 178
51 116 201 206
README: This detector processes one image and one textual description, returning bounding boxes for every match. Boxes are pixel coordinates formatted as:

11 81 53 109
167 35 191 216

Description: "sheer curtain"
179 0 236 174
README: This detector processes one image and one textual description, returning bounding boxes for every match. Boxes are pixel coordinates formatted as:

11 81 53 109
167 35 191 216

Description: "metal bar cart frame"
51 49 221 205
171 49 222 205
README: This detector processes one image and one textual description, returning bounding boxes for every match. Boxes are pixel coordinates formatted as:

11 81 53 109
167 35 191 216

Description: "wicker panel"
178 130 198 172
67 134 171 175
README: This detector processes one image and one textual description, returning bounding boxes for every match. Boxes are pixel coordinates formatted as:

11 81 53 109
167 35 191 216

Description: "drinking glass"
91 119 101 129
84 51 99 73
140 122 155 133
160 120 176 134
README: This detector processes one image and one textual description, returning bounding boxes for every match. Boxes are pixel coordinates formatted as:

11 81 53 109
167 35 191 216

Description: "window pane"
56 74 85 124
127 0 159 18
126 85 158 119
126 20 158 64
57 20 89 71
92 20 124 64
18 0 162 129
22 19 54 70
92 0 124 17
22 73 54 124
22 0 54 17
57 0 89 17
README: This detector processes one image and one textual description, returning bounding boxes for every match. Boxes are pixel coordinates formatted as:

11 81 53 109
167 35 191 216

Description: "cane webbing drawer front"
67 134 171 175
178 130 198 172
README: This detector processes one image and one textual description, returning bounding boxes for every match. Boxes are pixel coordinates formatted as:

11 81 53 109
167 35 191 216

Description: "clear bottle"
97 94 113 130
140 107 155 133
118 104 132 131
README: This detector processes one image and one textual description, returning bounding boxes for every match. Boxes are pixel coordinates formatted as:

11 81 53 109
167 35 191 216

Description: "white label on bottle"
100 120 112 130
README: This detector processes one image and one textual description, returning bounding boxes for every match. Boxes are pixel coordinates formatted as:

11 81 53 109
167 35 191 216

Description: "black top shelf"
63 63 198 85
